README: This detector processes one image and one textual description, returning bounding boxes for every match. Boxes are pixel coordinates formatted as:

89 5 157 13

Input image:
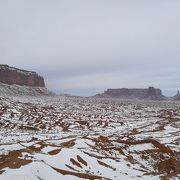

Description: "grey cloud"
0 0 180 96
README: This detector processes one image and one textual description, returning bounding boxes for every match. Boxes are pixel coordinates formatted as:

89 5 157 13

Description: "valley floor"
0 96 179 179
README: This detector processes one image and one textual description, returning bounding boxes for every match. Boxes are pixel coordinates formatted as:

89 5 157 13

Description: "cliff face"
95 87 166 100
0 65 45 87
145 87 164 100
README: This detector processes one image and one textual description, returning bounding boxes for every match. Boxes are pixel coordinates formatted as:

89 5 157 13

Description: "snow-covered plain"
0 95 180 179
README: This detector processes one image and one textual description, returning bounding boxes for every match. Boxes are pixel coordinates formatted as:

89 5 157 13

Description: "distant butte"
173 90 180 101
94 87 166 100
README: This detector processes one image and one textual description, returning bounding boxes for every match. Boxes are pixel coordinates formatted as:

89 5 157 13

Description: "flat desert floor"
0 96 179 180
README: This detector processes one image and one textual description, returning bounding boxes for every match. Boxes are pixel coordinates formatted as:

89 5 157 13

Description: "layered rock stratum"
0 65 55 96
0 64 45 87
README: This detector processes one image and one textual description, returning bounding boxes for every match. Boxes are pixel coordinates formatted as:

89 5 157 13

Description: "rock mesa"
0 64 45 87
95 87 166 100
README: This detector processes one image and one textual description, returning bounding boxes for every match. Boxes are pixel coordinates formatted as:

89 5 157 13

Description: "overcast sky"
0 0 180 96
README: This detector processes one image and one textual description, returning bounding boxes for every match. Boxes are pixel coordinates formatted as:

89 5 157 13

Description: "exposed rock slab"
0 64 45 87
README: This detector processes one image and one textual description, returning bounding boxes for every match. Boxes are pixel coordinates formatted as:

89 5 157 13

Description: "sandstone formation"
173 90 180 101
0 64 45 87
95 87 166 100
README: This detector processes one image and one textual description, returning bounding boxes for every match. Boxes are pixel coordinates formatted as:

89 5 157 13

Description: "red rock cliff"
0 65 45 87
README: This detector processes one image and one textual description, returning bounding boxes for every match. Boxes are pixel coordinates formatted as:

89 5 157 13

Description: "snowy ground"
0 95 179 179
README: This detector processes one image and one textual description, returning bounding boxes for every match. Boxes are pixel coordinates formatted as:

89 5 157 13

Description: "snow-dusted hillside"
0 96 179 179
0 83 55 97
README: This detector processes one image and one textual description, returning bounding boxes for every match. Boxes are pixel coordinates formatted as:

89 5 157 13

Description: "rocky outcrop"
0 65 45 87
95 87 166 100
144 87 165 100
173 91 180 101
